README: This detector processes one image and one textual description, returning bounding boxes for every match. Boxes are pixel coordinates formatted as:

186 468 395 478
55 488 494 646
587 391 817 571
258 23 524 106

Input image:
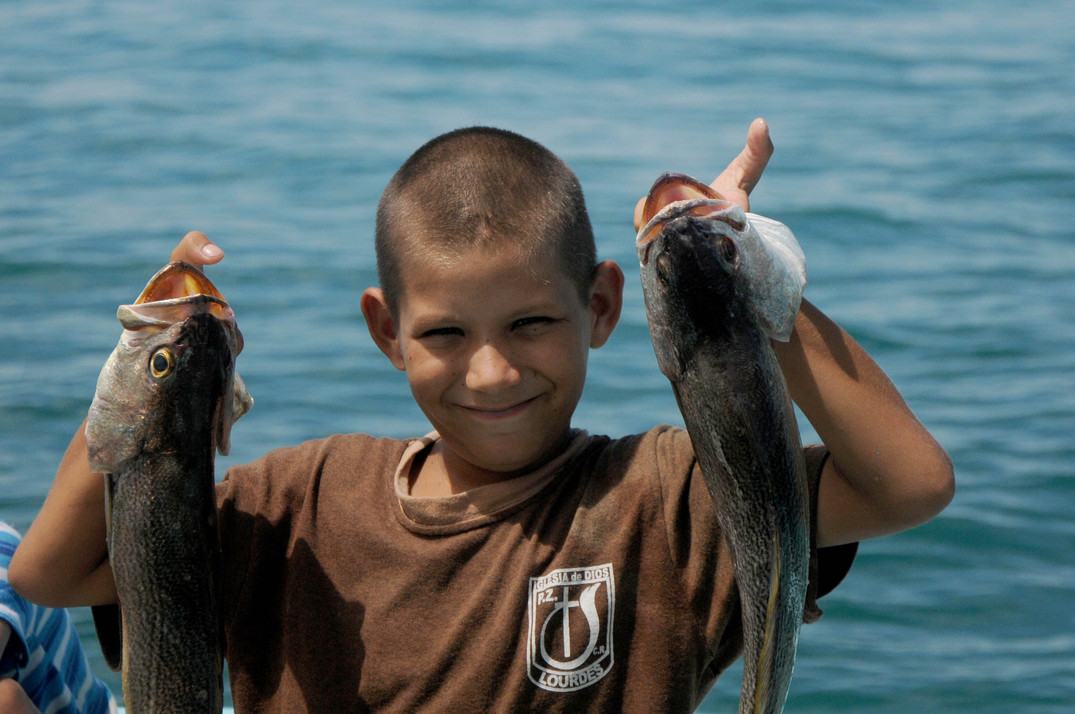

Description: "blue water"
3 1 1073 711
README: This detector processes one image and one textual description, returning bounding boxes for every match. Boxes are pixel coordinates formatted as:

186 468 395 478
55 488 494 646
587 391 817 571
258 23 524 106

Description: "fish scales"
636 174 809 714
87 263 250 714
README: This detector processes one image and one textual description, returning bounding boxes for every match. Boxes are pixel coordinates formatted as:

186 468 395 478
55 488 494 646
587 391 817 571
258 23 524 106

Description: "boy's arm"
9 424 116 608
713 121 953 546
712 121 953 546
9 233 226 608
775 302 954 547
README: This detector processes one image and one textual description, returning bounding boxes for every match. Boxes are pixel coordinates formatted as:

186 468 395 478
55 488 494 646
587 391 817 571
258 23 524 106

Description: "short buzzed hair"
375 127 597 316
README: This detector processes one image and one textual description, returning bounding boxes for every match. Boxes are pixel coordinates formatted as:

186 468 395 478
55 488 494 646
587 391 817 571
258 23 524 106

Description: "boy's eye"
512 316 557 332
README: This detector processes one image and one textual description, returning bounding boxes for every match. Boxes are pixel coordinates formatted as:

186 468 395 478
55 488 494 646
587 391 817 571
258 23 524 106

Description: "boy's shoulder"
218 433 412 506
580 424 696 477
250 431 411 464
557 425 701 515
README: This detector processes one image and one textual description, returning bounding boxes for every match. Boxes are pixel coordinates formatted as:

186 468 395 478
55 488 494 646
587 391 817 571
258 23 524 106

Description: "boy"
11 119 953 711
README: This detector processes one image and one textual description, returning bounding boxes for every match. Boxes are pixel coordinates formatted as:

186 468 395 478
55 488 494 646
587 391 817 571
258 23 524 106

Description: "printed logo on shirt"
527 563 615 692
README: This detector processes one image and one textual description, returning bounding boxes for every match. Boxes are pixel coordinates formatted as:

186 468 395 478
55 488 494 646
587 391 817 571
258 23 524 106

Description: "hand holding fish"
11 255 249 713
636 128 954 710
704 116 774 212
633 117 774 230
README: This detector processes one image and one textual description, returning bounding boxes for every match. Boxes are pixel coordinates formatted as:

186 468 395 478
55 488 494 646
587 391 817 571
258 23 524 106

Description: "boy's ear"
588 260 624 349
361 287 407 371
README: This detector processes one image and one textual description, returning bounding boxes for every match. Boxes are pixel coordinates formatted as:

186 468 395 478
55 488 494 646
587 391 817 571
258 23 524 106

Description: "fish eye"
718 236 738 265
150 348 174 379
655 253 673 283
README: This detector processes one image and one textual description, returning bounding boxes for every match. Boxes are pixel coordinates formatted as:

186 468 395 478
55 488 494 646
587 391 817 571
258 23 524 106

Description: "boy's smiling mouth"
460 395 541 419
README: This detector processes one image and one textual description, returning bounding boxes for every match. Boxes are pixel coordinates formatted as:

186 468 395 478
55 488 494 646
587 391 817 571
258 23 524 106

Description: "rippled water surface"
3 1 1073 710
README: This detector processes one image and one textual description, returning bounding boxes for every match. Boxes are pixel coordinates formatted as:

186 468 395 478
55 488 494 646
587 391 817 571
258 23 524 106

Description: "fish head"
636 173 749 380
86 263 252 473
636 173 807 378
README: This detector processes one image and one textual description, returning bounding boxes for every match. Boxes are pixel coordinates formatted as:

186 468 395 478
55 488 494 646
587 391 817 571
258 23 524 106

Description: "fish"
636 173 809 714
86 261 252 713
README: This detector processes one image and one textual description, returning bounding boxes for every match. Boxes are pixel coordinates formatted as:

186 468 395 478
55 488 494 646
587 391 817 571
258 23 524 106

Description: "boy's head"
362 127 624 487
374 126 597 316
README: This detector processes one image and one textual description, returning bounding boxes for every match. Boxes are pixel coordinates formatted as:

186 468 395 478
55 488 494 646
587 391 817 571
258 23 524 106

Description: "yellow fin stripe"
754 531 782 713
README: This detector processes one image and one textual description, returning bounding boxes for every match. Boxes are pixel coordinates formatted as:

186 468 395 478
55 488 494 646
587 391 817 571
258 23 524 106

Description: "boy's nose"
465 341 522 392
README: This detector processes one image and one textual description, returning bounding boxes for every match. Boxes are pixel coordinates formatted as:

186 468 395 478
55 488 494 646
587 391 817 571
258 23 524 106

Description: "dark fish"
86 262 251 713
636 174 808 714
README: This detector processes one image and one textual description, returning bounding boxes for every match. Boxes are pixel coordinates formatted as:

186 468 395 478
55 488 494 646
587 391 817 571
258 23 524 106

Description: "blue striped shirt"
1 521 117 714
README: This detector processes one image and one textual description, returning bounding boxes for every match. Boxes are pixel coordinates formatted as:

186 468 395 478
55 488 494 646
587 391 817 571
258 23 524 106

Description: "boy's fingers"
710 118 774 211
633 197 646 232
169 231 224 269
724 117 774 196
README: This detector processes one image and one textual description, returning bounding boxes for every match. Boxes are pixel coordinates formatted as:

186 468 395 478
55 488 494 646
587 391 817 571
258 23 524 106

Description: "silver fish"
637 173 808 714
87 262 252 713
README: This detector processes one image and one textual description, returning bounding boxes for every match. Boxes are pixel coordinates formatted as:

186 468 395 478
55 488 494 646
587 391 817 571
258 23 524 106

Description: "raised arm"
775 301 953 547
9 233 227 608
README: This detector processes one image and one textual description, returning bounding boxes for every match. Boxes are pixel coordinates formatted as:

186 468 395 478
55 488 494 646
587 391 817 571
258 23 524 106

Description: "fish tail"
753 530 782 713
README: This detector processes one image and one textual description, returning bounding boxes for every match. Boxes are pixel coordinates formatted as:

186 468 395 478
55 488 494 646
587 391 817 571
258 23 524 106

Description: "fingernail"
201 243 224 259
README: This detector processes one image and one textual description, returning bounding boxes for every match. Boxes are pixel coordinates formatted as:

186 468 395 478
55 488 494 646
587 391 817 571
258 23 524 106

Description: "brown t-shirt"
214 426 855 712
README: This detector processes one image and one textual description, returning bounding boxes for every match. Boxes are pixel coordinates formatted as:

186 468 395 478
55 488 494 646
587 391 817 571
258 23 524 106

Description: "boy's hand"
633 117 774 230
169 231 225 270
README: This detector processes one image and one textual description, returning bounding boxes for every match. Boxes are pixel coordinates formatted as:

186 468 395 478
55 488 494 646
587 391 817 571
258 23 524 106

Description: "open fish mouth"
135 260 228 305
116 262 243 353
98 260 251 458
636 173 744 265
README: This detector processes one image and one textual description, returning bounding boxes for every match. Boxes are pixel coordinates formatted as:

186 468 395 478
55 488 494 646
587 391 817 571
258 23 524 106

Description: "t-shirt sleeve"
801 445 858 619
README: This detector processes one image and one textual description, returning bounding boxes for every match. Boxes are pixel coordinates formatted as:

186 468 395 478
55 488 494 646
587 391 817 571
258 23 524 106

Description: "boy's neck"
408 432 574 497
407 444 451 497
408 443 495 497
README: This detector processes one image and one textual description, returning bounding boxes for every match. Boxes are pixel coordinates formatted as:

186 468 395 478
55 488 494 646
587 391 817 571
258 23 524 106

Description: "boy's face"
363 241 622 485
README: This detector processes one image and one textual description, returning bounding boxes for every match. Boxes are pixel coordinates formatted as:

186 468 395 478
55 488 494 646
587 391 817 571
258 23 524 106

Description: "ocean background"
2 1 1073 711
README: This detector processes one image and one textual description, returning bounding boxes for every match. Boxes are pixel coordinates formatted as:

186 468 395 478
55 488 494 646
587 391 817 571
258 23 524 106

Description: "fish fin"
103 473 114 551
216 371 253 456
232 372 254 422
753 530 782 713
746 213 807 342
92 603 124 672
